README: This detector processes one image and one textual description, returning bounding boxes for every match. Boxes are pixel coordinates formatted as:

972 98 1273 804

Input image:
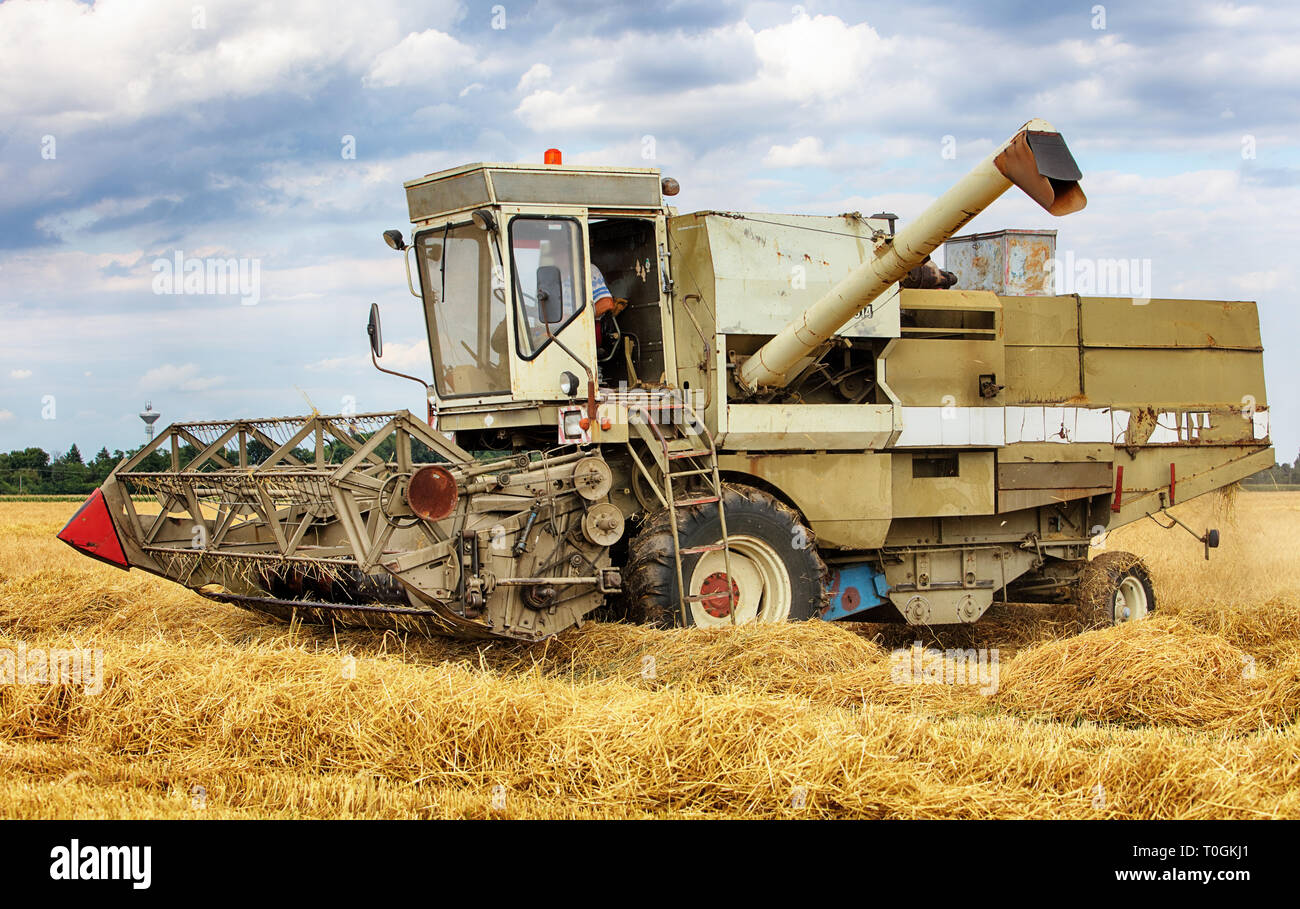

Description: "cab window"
416 224 509 397
509 217 585 359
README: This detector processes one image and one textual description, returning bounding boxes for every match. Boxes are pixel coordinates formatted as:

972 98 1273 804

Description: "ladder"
625 391 736 625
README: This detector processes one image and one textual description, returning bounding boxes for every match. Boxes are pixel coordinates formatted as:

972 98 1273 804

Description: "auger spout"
734 118 1086 394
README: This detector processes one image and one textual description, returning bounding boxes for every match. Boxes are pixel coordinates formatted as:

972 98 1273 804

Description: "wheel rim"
1114 575 1150 623
686 534 792 627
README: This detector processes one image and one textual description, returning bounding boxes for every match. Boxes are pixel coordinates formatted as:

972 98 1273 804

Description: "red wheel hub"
699 571 740 618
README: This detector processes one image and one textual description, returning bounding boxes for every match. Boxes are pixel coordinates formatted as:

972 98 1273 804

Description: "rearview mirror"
367 303 383 358
536 265 564 324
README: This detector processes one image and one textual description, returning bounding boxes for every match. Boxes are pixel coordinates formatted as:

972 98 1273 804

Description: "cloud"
0 410 13 423
763 137 831 168
0 0 422 133
1231 269 1287 292
306 340 431 376
363 29 477 88
516 63 552 93
139 363 225 393
9 369 32 380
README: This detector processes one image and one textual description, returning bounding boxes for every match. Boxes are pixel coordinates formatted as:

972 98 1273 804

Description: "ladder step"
669 466 715 479
679 543 727 555
674 495 720 507
667 448 712 460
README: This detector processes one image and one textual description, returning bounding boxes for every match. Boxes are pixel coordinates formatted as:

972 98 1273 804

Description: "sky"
0 0 1296 461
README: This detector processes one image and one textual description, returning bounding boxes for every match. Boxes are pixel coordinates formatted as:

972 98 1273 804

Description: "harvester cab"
61 121 1272 642
372 152 678 452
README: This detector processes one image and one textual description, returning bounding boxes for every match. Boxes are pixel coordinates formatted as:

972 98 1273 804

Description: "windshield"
509 217 584 359
416 224 509 398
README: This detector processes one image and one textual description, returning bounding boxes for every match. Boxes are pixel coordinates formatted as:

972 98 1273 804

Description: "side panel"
884 339 1006 406
716 452 893 549
1001 294 1082 403
721 403 896 451
697 212 900 339
1083 348 1268 409
891 451 996 518
996 441 1113 513
1080 297 1263 350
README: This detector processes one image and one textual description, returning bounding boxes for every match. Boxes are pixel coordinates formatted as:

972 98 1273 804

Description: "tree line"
1241 452 1300 489
0 434 447 495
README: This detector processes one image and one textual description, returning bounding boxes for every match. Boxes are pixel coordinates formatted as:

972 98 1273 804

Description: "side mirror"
536 265 564 324
367 303 383 358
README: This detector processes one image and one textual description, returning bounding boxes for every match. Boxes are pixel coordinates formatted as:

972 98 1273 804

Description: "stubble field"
1 490 1297 818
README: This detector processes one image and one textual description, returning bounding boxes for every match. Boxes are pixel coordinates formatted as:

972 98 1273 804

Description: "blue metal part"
819 561 890 621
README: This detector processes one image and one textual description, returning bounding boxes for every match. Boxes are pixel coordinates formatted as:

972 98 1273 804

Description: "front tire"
1076 551 1156 627
624 484 827 628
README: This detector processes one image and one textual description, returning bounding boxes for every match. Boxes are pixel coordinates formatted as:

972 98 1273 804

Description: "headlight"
559 370 579 397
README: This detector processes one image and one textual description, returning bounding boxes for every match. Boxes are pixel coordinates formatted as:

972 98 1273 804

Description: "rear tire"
624 484 827 628
1076 551 1156 628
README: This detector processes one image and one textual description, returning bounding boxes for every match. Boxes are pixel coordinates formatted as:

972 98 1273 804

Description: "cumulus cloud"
516 63 552 93
306 340 431 375
363 29 477 88
139 363 225 393
763 137 831 168
0 0 432 133
9 369 32 380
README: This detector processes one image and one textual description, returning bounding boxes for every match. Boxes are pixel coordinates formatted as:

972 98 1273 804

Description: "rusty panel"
691 211 900 339
998 460 1111 489
721 403 897 451
1000 441 1113 463
406 170 491 221
716 452 893 549
717 452 891 523
891 451 996 518
884 339 1006 406
943 229 1056 295
1004 346 1081 403
1083 348 1268 408
1112 445 1274 524
491 169 662 208
1001 294 1079 346
998 487 1104 512
1080 298 1263 350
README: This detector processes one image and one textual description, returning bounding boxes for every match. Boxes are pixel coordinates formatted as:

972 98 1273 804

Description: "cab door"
504 208 598 402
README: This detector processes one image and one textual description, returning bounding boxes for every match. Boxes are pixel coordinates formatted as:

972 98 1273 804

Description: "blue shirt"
591 265 612 302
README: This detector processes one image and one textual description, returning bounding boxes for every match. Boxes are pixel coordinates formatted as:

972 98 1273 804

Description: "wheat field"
1 490 1298 819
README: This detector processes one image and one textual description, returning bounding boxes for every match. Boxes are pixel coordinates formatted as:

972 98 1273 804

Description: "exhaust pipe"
735 119 1086 394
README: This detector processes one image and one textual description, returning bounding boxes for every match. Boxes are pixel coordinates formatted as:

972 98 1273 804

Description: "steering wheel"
597 311 622 362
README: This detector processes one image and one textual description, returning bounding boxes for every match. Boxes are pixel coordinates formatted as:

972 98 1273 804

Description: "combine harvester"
60 120 1272 641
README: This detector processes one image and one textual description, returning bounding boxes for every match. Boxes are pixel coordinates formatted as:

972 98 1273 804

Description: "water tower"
139 402 161 442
